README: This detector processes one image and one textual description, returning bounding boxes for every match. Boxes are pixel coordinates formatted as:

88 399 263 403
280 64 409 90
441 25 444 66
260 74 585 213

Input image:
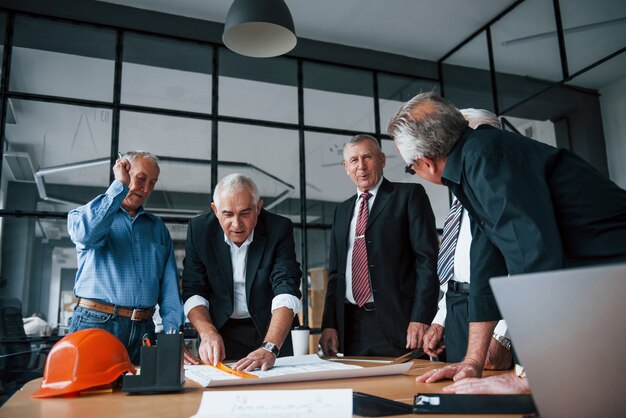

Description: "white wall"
600 77 626 189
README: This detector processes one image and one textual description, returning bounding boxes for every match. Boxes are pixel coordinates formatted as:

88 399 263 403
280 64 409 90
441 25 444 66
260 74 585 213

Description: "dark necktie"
352 192 372 307
437 199 463 285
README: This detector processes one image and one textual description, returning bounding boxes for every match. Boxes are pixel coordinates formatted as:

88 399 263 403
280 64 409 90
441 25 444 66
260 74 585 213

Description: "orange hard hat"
32 328 135 398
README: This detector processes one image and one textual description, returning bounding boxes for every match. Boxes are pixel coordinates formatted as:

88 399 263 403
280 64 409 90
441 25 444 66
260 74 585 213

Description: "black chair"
0 298 45 405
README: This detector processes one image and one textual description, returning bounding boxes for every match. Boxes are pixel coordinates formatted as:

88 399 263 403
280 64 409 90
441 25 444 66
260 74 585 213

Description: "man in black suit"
182 174 302 371
320 134 439 357
387 92 626 386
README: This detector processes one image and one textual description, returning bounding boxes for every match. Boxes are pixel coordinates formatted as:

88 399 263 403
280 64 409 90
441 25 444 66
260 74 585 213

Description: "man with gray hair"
423 109 511 370
388 92 626 386
320 134 439 358
68 151 184 363
182 173 302 371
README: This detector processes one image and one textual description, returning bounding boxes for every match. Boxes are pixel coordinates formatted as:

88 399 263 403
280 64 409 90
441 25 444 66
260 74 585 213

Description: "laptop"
490 263 626 418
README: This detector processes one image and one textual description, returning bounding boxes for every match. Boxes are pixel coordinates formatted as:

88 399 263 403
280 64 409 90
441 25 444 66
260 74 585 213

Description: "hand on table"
197 330 225 366
233 348 276 372
416 360 482 383
442 372 530 394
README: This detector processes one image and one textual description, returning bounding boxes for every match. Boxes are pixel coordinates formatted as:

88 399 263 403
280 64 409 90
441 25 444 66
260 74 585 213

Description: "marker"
117 152 123 160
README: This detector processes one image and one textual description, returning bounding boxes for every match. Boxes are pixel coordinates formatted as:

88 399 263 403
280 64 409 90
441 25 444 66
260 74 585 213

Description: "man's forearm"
465 321 498 366
187 305 219 339
264 307 294 348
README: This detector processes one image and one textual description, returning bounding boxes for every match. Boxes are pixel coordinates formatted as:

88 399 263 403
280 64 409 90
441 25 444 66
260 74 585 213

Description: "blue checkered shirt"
68 180 183 332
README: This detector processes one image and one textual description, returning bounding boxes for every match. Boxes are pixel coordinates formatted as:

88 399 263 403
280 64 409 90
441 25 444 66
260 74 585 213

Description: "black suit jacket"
443 125 626 322
182 209 302 344
322 178 439 352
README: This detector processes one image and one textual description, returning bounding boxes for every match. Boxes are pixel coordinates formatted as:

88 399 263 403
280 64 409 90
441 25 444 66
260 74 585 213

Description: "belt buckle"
363 302 375 312
131 309 142 321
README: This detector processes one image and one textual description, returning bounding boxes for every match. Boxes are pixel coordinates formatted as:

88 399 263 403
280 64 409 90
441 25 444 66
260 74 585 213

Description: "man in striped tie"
320 134 439 357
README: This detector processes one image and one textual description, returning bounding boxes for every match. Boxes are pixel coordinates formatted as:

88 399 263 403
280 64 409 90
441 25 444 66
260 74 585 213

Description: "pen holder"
122 333 185 393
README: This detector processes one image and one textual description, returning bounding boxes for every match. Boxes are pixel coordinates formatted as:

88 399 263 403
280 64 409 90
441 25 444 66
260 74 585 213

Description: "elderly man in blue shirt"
68 151 184 363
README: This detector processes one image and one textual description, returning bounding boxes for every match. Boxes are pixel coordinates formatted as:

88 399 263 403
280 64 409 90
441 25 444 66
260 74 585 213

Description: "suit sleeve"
468 221 508 321
407 185 440 324
181 219 212 303
268 219 302 299
321 208 340 330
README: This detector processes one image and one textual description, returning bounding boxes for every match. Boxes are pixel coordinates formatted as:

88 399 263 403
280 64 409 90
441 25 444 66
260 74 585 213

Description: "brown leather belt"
78 298 155 321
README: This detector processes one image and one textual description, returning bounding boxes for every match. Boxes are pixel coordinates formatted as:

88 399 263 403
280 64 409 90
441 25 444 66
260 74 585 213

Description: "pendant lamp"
223 0 297 58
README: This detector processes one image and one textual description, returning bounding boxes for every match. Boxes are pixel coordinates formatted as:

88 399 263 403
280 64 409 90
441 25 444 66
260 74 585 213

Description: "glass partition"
122 33 213 113
441 31 495 111
304 131 355 225
11 16 115 102
303 62 375 132
219 49 298 123
491 0 563 112
560 0 626 76
2 100 112 212
217 122 299 215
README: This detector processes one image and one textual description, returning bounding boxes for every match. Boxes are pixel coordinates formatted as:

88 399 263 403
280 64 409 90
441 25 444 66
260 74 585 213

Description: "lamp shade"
223 0 297 58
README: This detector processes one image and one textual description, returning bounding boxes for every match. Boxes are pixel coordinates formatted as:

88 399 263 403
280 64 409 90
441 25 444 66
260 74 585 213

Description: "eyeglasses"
404 164 416 175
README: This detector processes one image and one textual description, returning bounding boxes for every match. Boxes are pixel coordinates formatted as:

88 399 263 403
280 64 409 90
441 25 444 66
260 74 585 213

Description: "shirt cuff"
271 294 301 317
184 295 210 319
107 179 129 198
432 285 448 325
493 319 508 337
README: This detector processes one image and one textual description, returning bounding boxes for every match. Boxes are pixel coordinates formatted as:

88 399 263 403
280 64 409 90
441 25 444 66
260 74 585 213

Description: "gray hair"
460 108 501 129
343 134 382 160
387 92 468 164
121 150 160 169
213 173 260 209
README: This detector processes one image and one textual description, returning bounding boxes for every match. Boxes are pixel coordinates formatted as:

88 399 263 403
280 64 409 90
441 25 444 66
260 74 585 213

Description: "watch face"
262 341 279 355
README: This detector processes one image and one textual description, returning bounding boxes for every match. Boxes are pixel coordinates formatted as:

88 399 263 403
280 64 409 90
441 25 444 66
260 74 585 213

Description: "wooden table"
0 359 524 418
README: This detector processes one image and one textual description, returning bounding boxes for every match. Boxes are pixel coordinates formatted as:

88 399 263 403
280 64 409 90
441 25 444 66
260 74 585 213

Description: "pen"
117 151 123 160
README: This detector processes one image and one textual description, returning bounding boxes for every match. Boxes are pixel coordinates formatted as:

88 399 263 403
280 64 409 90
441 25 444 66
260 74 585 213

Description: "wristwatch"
492 333 512 351
261 341 280 356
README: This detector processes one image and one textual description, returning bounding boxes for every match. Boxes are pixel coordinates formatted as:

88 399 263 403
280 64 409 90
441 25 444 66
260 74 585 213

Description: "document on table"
190 389 352 418
185 354 413 387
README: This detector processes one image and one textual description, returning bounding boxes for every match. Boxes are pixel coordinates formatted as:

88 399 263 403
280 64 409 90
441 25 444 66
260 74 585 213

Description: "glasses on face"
404 164 416 175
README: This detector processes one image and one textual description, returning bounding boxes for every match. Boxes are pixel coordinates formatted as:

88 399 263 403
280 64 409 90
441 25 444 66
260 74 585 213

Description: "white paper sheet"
189 389 352 418
184 354 412 388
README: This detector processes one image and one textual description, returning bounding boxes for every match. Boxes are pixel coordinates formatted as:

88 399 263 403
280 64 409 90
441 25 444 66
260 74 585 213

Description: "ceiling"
95 0 626 90
96 0 517 63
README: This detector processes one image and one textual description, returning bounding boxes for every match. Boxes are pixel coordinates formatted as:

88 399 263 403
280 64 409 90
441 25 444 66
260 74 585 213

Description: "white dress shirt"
183 230 301 319
432 204 508 337
344 177 383 305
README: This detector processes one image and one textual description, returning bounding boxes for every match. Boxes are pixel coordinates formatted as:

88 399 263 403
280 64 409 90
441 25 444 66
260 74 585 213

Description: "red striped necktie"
352 192 372 307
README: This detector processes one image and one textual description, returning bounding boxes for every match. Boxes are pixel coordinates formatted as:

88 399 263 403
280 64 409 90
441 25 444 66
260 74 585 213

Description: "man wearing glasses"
388 92 626 387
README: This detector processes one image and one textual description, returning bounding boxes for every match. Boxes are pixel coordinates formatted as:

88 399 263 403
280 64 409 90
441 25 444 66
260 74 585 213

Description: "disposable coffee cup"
291 326 310 356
